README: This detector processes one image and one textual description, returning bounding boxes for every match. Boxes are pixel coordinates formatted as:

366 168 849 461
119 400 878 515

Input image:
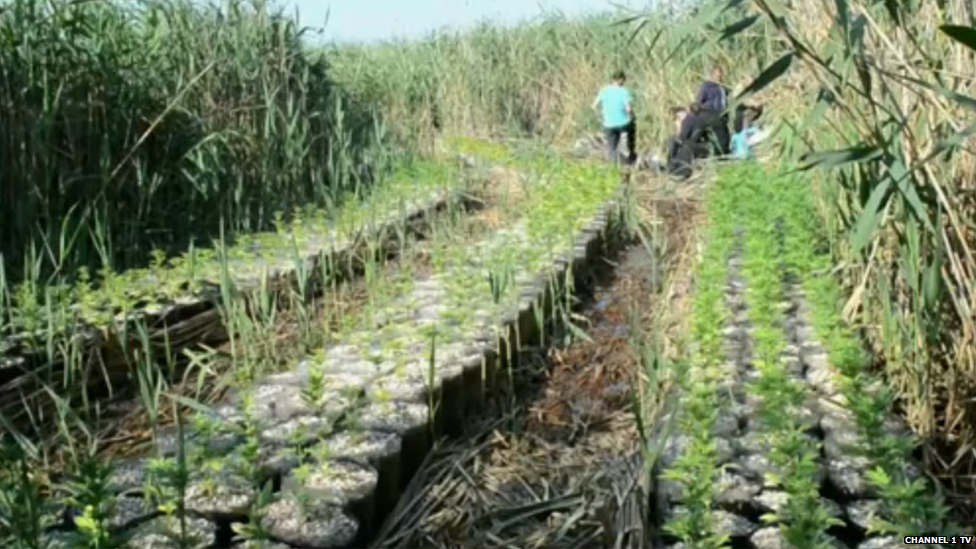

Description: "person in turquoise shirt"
592 70 636 165
731 107 760 160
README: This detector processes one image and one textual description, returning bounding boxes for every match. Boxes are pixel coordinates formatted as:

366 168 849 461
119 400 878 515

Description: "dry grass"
403 414 643 548
371 313 643 549
467 165 528 230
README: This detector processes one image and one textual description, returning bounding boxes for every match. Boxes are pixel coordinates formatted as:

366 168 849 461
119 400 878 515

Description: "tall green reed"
326 7 731 150
1 0 385 284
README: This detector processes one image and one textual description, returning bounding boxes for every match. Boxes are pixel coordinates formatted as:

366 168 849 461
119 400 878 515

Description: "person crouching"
666 105 711 178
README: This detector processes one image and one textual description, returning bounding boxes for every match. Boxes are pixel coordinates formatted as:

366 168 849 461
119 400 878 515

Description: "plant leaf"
719 14 760 41
850 14 867 52
612 13 645 26
851 178 891 254
0 411 37 459
800 146 882 170
567 320 593 343
797 89 833 135
923 248 944 311
881 0 901 25
165 393 214 416
923 210 945 310
940 25 976 53
834 0 850 35
868 59 976 112
645 26 665 52
888 156 934 234
628 18 649 46
736 52 794 99
932 119 976 153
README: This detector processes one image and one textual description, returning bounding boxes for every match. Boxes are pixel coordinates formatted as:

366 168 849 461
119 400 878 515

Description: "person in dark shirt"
694 66 732 155
696 67 730 112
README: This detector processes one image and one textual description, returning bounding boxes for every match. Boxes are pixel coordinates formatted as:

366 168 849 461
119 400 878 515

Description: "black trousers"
666 136 709 179
695 110 731 155
605 121 637 165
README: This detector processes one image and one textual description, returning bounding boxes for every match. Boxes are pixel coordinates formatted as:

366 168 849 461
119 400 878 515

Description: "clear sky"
283 0 656 44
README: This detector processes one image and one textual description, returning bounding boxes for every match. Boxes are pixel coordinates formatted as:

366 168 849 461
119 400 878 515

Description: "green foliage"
231 482 275 545
658 157 739 548
722 163 840 547
328 7 748 150
739 163 960 536
732 0 976 455
0 443 55 548
0 0 383 281
303 363 328 411
2 158 462 354
60 452 122 548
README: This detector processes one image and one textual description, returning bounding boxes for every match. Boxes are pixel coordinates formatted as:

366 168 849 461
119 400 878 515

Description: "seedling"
231 481 275 545
762 166 960 537
60 449 121 549
487 265 514 304
303 363 327 411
